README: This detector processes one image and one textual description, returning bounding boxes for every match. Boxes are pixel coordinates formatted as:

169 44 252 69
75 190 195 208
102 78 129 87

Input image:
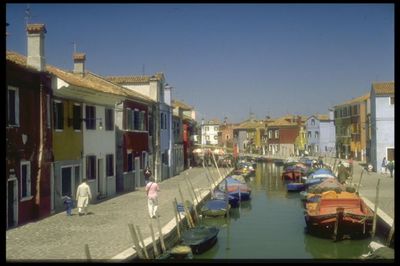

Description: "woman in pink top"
145 177 160 218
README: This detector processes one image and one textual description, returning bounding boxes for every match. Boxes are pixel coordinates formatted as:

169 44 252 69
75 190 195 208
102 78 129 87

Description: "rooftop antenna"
24 4 31 26
71 41 77 53
142 64 145 75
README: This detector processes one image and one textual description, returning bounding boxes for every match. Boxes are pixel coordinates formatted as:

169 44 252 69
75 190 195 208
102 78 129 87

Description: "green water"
194 162 374 259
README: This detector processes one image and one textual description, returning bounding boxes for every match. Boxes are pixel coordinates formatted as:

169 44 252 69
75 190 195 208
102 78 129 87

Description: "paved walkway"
6 166 228 261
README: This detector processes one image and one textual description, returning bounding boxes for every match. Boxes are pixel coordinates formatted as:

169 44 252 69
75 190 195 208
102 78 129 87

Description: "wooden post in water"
225 178 230 219
172 201 181 239
371 179 381 238
136 225 149 259
211 152 224 183
185 177 200 223
333 207 344 241
178 184 194 228
356 169 366 195
186 176 200 205
174 197 187 229
128 223 145 259
155 215 166 253
84 244 92 261
149 223 160 258
386 219 395 247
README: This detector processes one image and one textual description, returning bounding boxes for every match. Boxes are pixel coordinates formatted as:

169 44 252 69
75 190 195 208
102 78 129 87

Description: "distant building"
306 111 336 156
201 119 220 146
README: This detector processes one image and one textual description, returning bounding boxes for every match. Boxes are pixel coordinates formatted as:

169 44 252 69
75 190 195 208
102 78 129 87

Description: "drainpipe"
35 82 44 209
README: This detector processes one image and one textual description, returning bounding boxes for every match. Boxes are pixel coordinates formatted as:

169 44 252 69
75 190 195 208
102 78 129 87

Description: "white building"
369 81 395 173
201 119 220 146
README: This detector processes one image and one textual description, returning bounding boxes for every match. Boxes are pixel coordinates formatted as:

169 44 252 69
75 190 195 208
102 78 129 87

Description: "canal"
194 162 380 259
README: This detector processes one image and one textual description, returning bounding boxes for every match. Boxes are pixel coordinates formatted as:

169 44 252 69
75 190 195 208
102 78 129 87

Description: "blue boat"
212 189 240 208
286 182 305 192
303 168 336 188
222 177 251 201
201 199 230 217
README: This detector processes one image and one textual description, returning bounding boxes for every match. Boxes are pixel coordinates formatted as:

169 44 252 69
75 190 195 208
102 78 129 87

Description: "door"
61 167 72 197
135 157 141 188
7 178 18 228
98 159 105 197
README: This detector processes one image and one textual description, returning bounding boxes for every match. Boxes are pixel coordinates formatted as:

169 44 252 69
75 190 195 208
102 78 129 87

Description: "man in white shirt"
76 178 92 216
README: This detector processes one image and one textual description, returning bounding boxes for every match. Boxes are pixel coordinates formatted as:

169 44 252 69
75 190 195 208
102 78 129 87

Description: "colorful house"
6 24 53 227
305 112 336 156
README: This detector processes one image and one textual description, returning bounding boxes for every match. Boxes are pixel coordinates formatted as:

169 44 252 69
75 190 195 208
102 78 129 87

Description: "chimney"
27 23 46 71
73 53 86 76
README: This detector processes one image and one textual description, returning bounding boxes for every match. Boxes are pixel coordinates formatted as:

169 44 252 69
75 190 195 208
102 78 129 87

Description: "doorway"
7 178 18 229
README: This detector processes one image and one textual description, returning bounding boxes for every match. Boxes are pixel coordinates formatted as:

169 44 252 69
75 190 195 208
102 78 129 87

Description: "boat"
300 178 348 203
305 191 373 240
303 168 336 188
360 241 394 260
201 199 230 217
212 189 240 208
181 226 219 254
219 176 251 201
286 182 305 192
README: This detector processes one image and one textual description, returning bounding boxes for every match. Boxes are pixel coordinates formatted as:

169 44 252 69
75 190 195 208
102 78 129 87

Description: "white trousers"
147 197 158 218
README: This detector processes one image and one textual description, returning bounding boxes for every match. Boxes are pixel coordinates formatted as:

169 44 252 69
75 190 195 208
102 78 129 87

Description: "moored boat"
181 226 220 254
201 199 230 217
305 191 373 240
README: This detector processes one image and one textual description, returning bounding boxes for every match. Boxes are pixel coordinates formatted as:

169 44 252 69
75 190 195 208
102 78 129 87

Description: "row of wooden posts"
82 152 233 260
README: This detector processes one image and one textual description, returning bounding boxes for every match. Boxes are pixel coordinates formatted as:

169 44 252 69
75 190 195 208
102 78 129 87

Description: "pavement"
6 166 228 261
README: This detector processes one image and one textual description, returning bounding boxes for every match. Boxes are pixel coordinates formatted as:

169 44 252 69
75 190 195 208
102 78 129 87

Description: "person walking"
144 166 152 185
387 160 394 178
145 176 160 219
381 157 387 175
76 178 92 216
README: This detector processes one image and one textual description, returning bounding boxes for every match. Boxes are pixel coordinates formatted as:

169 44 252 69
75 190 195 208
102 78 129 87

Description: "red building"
6 48 53 228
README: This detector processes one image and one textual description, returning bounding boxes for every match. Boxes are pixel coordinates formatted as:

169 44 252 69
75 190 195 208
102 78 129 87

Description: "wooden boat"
301 178 347 202
303 168 336 188
181 226 219 254
201 199 230 217
305 191 373 240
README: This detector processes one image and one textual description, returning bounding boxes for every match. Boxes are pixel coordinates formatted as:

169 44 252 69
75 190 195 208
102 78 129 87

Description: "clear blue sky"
6 3 394 123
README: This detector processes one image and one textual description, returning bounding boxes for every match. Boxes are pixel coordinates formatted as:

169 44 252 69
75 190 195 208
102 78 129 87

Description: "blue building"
306 111 336 156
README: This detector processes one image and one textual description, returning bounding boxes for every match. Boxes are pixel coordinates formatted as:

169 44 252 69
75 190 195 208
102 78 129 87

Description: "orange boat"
305 191 373 240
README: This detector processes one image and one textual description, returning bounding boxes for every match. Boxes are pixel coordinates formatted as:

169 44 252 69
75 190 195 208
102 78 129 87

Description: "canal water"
194 162 377 259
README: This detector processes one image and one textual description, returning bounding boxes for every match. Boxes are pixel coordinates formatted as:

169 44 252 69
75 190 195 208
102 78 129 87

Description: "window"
215 126 219 131
85 105 96 130
54 100 64 130
134 109 140 130
268 130 272 139
86 155 96 180
127 152 133 171
311 119 315 126
105 108 114 131
205 126 209 132
214 135 218 140
308 131 311 138
390 97 395 105
140 111 145 131
126 108 133 130
160 113 164 129
162 152 168 165
73 104 82 130
148 112 153 136
274 130 279 139
315 131 319 139
106 154 114 177
164 113 168 129
20 161 31 199
206 136 210 141
7 86 19 126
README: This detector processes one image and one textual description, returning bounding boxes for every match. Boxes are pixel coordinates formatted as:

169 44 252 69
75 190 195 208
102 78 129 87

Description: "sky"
6 3 394 123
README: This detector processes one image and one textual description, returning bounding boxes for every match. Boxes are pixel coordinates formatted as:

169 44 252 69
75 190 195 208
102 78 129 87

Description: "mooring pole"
371 179 381 238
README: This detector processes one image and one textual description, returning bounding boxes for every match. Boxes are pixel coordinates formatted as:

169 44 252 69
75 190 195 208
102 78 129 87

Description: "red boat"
305 192 373 240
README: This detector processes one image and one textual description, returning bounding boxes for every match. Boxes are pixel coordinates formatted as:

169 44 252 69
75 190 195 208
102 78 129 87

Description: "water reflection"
194 162 378 260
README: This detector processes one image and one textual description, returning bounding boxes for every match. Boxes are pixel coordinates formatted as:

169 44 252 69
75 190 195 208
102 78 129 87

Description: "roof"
372 81 394 96
6 50 154 103
105 72 165 84
267 114 306 127
235 119 265 129
334 92 370 108
308 114 330 121
172 99 193 110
